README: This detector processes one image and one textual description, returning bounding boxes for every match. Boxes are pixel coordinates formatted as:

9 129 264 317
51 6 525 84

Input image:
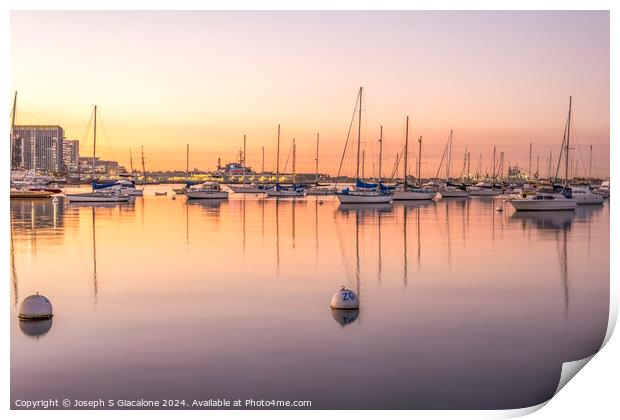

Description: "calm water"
10 185 609 409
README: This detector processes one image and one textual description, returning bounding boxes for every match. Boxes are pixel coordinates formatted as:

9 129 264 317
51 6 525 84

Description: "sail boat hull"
438 188 470 198
65 193 130 202
265 189 305 197
337 193 393 204
186 191 229 199
393 190 436 200
510 199 576 211
228 184 267 194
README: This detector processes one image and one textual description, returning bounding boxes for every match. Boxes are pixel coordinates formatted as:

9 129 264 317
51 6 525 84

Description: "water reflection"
330 308 360 327
19 319 53 339
10 189 609 409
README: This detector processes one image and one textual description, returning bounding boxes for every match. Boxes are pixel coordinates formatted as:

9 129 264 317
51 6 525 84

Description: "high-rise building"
63 139 79 167
12 125 65 173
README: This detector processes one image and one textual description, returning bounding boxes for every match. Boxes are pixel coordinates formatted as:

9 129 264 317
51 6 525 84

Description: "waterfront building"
63 139 80 167
12 125 65 173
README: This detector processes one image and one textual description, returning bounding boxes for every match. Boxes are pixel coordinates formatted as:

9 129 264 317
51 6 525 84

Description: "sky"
10 11 610 177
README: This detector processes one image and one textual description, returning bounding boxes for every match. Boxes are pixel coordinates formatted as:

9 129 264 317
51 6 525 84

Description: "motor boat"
10 189 54 199
185 182 229 199
509 186 577 211
570 185 604 205
467 181 502 196
594 180 610 198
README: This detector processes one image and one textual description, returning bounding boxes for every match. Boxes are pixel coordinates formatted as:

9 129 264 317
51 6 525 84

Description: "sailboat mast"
315 133 320 185
262 146 265 174
378 125 383 186
565 96 572 185
361 149 365 179
92 105 97 190
404 116 409 188
446 129 453 179
417 136 422 182
588 144 593 184
243 134 247 184
186 144 189 182
356 87 362 179
141 146 146 184
467 151 471 182
492 146 496 181
528 142 532 179
10 91 17 168
276 124 280 185
292 138 296 184
129 148 134 174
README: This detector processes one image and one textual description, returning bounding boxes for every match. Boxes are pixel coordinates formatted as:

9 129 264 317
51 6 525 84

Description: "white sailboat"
65 106 130 203
336 87 393 205
266 126 306 197
431 130 470 197
307 133 336 195
467 181 502 196
511 97 577 211
393 117 435 200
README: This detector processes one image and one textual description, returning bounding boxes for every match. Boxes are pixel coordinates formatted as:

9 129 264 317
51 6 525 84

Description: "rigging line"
554 114 569 180
335 90 361 184
95 109 118 162
282 140 294 174
569 119 590 179
434 131 451 180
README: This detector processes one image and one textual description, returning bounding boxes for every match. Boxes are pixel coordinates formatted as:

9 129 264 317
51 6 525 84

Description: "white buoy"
18 292 53 320
330 286 359 309
496 206 503 212
52 196 58 203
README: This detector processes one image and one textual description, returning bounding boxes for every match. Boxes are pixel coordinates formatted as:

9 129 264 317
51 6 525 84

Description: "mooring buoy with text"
18 292 53 320
330 286 359 309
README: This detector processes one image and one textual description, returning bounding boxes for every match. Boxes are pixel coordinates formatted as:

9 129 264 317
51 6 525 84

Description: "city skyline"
10 11 610 177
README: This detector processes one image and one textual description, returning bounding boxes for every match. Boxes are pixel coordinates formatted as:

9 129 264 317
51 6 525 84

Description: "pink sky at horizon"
10 11 610 177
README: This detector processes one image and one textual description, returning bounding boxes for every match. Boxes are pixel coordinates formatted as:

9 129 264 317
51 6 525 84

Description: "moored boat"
570 185 604 205
64 105 131 203
10 189 53 199
509 187 577 211
186 182 229 199
467 182 502 196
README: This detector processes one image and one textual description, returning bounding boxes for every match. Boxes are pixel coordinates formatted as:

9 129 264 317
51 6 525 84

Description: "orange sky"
10 11 610 177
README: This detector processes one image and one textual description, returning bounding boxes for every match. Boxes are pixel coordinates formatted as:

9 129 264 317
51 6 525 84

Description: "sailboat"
65 106 130 203
227 135 268 194
429 130 470 197
336 87 393 204
393 116 435 200
510 97 577 211
266 126 305 197
307 133 335 195
173 144 198 194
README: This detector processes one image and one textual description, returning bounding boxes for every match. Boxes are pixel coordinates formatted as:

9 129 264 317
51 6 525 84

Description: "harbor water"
10 185 609 409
